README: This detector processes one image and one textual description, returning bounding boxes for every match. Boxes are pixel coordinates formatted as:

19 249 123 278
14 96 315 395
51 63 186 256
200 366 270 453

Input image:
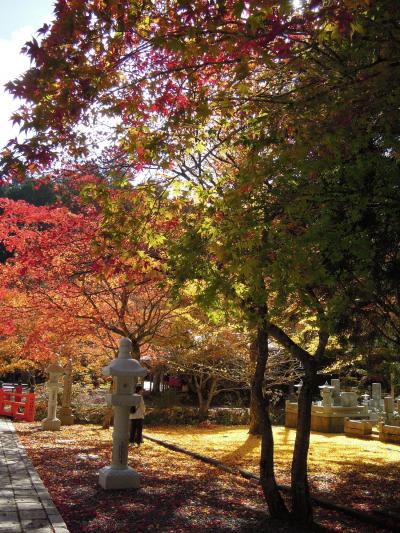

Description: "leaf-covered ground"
149 425 400 515
15 423 398 532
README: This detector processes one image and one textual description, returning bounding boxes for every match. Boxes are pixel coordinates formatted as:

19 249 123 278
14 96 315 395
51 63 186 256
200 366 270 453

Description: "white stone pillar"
384 396 394 414
331 379 341 405
372 382 382 409
384 396 394 424
99 338 147 490
42 362 65 431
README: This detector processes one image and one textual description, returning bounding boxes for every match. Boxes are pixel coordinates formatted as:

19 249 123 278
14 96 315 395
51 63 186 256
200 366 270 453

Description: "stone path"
0 417 69 532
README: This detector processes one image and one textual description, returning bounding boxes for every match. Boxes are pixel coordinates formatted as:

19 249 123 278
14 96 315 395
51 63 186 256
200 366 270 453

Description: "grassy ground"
15 423 399 532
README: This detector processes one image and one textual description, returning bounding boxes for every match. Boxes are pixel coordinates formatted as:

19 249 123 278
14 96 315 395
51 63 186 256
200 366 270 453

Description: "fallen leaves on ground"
15 423 398 532
148 425 400 515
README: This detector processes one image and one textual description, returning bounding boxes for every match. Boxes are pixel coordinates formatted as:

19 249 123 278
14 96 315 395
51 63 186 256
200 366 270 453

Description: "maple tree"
2 0 400 527
0 183 184 378
165 317 249 419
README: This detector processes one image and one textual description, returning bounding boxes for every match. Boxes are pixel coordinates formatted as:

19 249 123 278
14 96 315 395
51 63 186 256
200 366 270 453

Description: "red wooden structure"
0 385 36 422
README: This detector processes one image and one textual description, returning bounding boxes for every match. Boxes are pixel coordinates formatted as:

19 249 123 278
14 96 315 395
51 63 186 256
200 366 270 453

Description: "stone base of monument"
99 466 140 490
344 417 373 438
378 422 400 444
60 407 75 426
285 401 368 433
41 418 61 431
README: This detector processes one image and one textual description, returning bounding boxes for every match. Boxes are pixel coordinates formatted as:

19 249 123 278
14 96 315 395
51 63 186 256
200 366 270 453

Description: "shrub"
209 408 250 425
34 400 47 421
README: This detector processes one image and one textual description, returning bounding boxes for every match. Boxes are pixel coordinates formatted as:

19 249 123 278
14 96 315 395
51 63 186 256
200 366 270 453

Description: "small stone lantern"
294 380 303 396
99 337 147 490
42 361 65 431
319 382 334 407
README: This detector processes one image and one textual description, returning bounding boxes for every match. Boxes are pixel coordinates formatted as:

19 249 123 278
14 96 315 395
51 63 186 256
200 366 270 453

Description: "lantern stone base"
60 407 74 426
41 418 61 431
99 466 140 490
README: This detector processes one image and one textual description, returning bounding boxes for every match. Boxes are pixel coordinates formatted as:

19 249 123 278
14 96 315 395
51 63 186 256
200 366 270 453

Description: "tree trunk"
102 380 114 429
194 376 206 420
197 392 210 421
248 387 262 435
130 337 141 360
268 322 328 525
152 367 163 395
290 362 315 524
198 402 209 421
249 337 262 435
102 407 114 429
196 376 217 421
254 314 289 520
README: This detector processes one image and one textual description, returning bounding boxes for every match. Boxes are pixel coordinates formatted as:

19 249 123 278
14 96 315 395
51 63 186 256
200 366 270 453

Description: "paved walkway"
0 417 69 532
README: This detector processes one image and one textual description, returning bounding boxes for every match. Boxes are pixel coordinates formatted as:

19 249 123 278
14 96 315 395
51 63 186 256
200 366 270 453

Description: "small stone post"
60 360 74 426
99 338 147 490
331 379 341 406
384 396 394 423
42 362 65 431
372 382 382 409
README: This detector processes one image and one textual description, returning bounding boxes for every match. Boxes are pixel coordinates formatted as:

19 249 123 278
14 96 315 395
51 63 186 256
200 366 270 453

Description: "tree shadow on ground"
220 434 260 465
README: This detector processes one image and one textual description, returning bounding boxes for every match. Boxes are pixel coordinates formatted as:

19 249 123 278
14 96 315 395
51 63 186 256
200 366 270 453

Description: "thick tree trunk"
248 388 262 435
130 337 141 360
254 315 289 520
290 362 315 524
152 367 163 395
248 337 262 435
198 403 209 421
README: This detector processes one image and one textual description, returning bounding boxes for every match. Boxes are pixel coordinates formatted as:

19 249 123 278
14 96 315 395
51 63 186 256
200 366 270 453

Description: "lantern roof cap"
102 338 147 378
46 361 65 375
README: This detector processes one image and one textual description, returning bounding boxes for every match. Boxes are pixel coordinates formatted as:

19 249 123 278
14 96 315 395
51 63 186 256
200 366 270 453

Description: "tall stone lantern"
99 337 147 490
60 359 74 426
42 361 65 431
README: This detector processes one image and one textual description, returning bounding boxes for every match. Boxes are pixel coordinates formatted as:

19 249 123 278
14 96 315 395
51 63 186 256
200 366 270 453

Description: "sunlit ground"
147 425 400 512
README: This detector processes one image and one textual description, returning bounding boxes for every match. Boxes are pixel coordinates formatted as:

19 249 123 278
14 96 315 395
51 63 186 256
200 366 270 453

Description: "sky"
0 0 55 149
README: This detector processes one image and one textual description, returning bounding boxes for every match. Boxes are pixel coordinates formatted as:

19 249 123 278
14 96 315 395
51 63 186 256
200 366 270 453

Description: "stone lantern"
294 380 303 396
319 382 334 407
99 337 147 490
60 359 74 426
42 361 65 431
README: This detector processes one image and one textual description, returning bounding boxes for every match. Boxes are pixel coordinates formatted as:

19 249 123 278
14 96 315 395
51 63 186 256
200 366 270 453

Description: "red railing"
0 385 36 422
